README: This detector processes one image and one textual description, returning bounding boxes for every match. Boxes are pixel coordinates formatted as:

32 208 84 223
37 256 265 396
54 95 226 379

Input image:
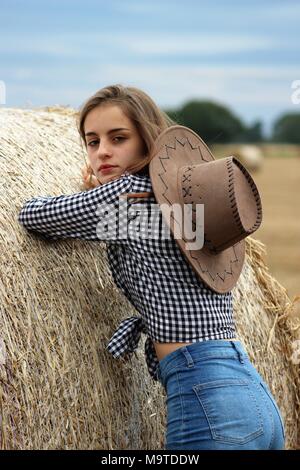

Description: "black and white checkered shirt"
18 172 236 382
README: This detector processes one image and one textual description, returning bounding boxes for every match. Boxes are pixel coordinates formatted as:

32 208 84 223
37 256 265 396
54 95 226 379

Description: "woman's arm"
18 175 132 241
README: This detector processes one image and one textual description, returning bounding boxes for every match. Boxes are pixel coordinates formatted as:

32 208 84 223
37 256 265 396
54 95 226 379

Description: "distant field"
213 143 300 159
212 144 300 300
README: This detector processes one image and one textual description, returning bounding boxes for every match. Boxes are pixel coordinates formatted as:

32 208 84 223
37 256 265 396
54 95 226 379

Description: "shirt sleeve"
18 174 133 241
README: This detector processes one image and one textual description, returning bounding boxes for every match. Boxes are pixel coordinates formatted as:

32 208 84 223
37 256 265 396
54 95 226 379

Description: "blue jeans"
157 340 285 450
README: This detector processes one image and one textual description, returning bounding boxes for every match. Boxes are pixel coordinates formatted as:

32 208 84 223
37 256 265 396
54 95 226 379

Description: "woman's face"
84 104 146 184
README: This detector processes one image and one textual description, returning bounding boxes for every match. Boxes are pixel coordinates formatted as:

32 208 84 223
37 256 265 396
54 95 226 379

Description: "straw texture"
0 106 299 449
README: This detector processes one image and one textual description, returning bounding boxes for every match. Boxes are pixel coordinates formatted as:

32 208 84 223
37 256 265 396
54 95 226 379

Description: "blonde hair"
77 84 177 177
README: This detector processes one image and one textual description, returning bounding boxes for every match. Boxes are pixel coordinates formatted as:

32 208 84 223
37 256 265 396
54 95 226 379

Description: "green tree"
234 120 264 143
272 113 300 143
176 100 245 144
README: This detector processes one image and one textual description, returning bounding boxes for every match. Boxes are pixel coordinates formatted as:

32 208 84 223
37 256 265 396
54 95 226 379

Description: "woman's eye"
88 140 98 147
88 137 125 147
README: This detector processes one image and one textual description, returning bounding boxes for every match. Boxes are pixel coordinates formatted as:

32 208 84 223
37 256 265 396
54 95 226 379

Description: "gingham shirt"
18 172 236 382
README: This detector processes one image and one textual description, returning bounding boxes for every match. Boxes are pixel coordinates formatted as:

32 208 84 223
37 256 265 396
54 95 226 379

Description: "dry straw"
0 106 299 449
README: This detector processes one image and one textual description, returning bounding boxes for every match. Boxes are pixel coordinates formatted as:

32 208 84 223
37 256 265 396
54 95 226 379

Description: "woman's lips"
99 165 117 174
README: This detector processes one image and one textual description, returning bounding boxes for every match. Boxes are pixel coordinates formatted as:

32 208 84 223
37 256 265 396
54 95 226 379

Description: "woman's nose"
97 140 112 157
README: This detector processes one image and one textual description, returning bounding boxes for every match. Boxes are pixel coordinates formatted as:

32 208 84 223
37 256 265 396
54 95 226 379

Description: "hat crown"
178 156 262 253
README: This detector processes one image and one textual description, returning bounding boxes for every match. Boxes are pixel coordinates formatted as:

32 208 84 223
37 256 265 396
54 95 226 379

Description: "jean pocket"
260 381 285 441
192 378 264 445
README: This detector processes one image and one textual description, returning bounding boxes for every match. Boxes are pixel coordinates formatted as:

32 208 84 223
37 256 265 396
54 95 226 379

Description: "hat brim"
149 125 245 294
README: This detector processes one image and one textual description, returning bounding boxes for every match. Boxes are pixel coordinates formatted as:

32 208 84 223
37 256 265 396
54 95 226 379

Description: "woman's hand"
80 164 101 190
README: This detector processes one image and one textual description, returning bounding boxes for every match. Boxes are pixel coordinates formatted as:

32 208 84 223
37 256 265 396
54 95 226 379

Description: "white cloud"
6 62 300 109
0 31 290 58
0 37 80 57
12 68 34 80
260 2 300 21
97 63 300 84
120 35 276 55
112 0 300 32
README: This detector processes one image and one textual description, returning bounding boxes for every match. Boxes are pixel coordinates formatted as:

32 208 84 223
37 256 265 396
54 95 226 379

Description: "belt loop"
181 346 195 368
231 341 244 364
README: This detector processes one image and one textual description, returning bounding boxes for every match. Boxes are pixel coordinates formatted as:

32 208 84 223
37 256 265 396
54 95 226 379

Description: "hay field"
213 144 300 301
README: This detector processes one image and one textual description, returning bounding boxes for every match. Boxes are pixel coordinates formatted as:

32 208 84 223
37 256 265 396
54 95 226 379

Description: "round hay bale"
230 144 264 172
0 106 299 450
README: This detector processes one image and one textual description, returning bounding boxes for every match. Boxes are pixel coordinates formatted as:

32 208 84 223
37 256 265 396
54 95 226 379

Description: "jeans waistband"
158 340 248 373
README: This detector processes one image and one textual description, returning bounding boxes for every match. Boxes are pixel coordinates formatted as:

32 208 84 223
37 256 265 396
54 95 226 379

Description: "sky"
1 0 300 137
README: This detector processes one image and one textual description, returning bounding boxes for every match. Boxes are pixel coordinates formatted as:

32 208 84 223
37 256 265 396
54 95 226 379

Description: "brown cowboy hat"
148 125 263 294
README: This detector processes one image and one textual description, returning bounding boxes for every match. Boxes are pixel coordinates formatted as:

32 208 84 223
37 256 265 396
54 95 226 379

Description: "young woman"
18 84 285 450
